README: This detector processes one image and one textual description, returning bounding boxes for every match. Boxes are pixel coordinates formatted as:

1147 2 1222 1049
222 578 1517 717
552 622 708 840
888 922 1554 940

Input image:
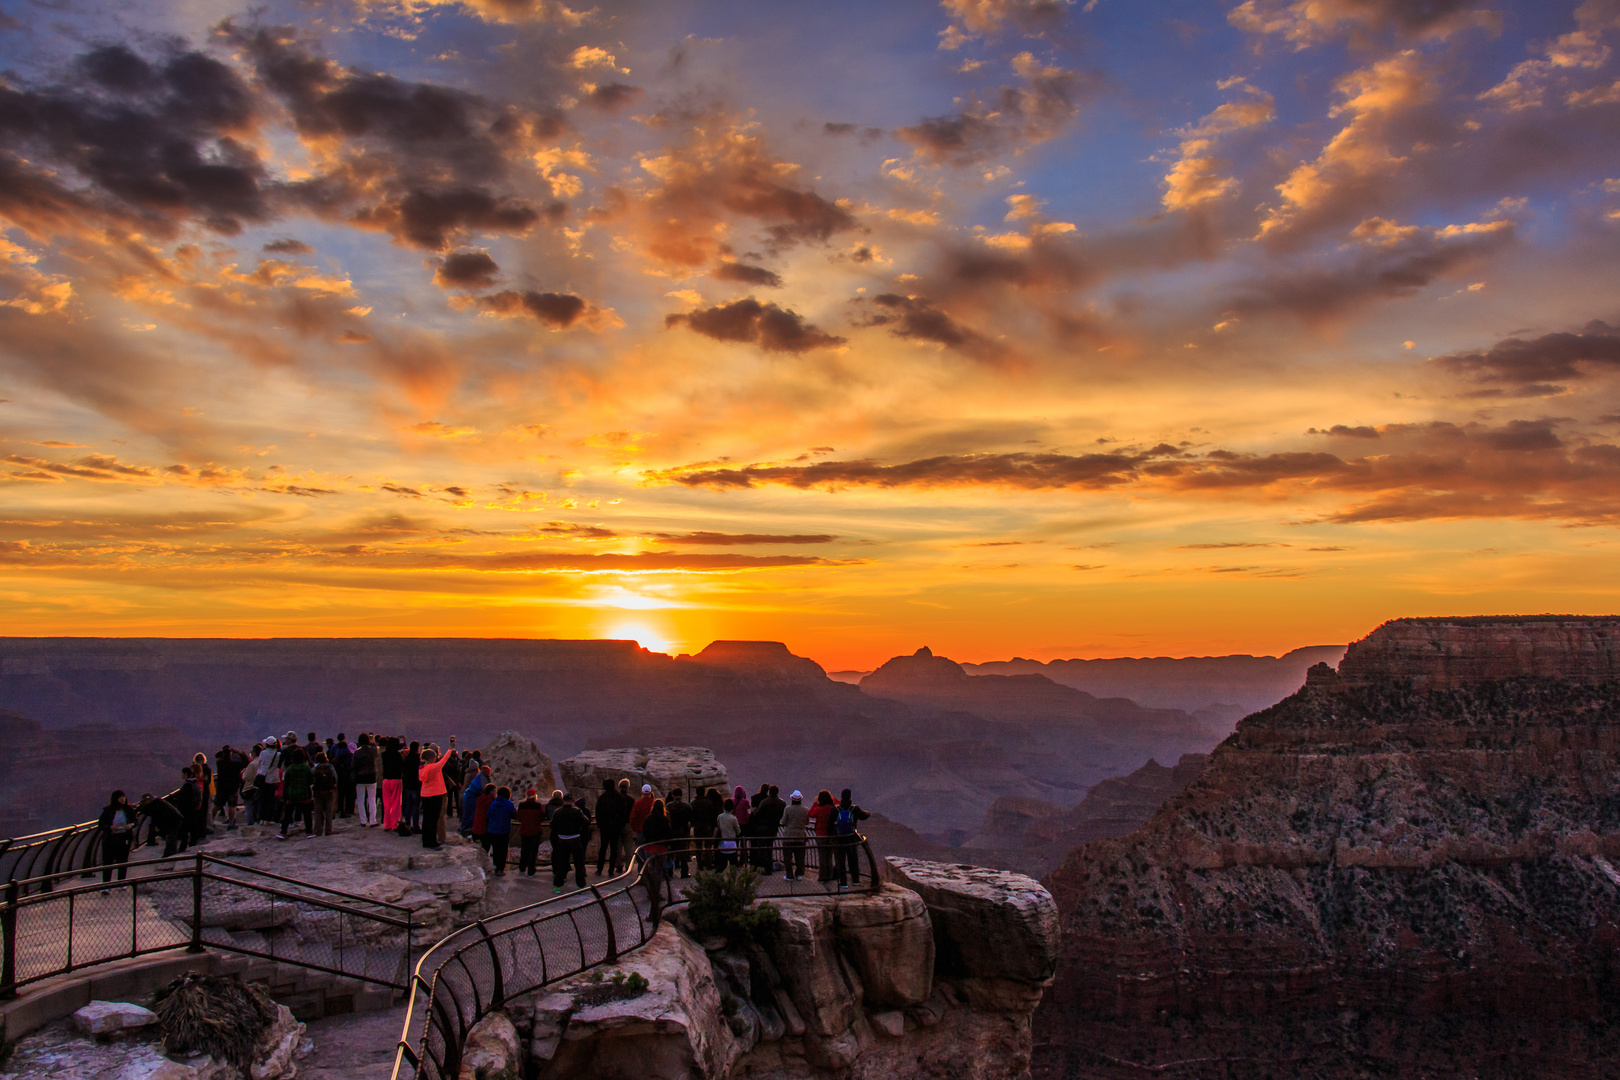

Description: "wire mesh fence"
391 835 880 1080
0 853 415 997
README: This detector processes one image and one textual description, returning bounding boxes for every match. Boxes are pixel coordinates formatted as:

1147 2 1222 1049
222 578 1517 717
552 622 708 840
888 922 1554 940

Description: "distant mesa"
1334 614 1620 689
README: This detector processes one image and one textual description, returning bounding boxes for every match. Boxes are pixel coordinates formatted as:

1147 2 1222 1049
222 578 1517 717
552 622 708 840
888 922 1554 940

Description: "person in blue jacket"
460 766 489 836
485 785 517 874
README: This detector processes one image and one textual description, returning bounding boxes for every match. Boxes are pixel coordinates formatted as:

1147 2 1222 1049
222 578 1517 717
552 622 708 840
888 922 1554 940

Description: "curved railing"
0 788 185 895
0 852 417 998
390 833 881 1080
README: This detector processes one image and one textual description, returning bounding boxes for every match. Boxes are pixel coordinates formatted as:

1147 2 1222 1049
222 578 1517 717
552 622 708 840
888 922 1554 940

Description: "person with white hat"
629 783 657 846
780 790 810 881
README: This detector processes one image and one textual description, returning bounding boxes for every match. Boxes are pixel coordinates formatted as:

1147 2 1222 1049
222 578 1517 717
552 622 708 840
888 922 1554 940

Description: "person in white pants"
352 732 380 826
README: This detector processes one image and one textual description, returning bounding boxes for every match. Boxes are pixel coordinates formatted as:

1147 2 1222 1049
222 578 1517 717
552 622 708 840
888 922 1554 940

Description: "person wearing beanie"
629 783 657 845
780 789 810 880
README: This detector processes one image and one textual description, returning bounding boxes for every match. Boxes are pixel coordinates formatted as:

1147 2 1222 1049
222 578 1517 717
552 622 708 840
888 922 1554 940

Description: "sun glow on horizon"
606 620 674 655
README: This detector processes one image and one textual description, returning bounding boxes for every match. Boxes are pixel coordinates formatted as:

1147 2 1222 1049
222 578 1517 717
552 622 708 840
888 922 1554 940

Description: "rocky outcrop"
560 747 729 803
479 731 557 798
1336 615 1620 690
1035 616 1620 1079
885 859 1060 990
523 865 1056 1080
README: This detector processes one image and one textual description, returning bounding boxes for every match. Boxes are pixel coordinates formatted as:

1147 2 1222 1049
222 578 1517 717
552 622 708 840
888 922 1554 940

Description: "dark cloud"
584 82 643 109
434 250 500 290
712 262 783 288
477 290 588 328
666 298 845 353
1433 320 1620 393
536 521 617 538
648 419 1620 524
652 531 838 545
227 24 559 250
0 43 270 238
823 122 857 135
861 293 996 356
1230 219 1514 323
1308 425 1380 438
262 237 312 254
897 55 1100 165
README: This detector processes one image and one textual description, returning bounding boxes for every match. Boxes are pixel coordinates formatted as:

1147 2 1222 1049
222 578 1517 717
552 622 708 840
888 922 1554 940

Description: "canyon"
0 637 1302 841
1034 615 1620 1079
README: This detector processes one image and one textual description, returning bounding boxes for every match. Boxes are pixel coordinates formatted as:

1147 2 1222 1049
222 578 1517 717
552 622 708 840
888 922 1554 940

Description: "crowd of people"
94 732 874 897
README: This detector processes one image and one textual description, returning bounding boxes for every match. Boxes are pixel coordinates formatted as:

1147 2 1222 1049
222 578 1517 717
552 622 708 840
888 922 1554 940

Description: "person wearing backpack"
311 751 339 836
332 734 355 818
279 746 315 840
832 789 871 887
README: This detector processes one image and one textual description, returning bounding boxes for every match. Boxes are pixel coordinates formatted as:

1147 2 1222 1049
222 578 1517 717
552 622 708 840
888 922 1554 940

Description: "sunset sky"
3 0 1620 668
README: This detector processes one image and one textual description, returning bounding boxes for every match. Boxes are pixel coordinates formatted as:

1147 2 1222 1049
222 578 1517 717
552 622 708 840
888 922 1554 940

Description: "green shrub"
572 969 650 1008
681 867 781 943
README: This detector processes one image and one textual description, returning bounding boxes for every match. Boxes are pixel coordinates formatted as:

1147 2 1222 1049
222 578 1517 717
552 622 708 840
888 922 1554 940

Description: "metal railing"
0 789 186 895
0 852 416 998
390 833 881 1080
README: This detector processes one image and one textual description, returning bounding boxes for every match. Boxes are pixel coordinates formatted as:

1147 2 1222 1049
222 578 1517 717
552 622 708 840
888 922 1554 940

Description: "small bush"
682 867 782 943
153 973 278 1067
572 969 650 1008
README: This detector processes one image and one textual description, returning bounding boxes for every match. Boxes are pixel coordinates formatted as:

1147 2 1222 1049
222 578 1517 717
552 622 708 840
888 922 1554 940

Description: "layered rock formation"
1336 614 1620 689
480 731 557 799
513 860 1059 1080
560 747 729 803
1035 616 1620 1079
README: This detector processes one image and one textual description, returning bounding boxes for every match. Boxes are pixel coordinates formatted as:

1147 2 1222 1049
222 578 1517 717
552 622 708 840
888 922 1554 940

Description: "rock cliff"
1336 614 1620 689
560 747 729 803
1035 616 1620 1079
511 861 1059 1080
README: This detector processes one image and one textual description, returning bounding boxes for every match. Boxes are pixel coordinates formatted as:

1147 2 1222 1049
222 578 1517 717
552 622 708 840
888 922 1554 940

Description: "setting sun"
607 621 673 656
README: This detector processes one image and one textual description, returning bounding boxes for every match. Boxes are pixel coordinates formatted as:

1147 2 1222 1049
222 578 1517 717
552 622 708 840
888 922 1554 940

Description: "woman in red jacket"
807 790 836 883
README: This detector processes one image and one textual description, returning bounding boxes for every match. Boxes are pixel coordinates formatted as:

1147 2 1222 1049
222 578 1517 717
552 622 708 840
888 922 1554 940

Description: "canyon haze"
0 637 1334 844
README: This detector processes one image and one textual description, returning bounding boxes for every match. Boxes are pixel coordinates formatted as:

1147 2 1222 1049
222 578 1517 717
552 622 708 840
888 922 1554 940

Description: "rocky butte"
1035 616 1620 1079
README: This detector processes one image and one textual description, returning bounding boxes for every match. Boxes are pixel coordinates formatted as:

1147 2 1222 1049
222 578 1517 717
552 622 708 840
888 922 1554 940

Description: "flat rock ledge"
559 747 729 803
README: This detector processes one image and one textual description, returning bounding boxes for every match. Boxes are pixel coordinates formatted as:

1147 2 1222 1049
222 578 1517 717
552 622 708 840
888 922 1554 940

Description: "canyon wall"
1035 617 1620 1079
1336 615 1620 690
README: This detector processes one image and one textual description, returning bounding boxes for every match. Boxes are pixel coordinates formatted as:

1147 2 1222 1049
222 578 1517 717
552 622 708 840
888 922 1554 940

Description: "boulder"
834 887 934 1008
479 732 557 799
884 858 1060 986
535 923 742 1080
559 748 728 804
459 1011 520 1080
118 1061 199 1080
249 1004 305 1080
766 898 863 1039
72 1000 159 1036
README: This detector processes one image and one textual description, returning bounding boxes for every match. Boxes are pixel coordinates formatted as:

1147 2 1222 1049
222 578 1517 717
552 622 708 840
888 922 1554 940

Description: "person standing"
214 745 248 831
279 746 314 840
379 737 404 832
97 790 136 891
175 767 206 846
690 787 719 871
666 788 692 879
642 798 673 878
485 786 516 874
548 794 589 894
715 798 740 869
461 765 490 835
780 790 810 881
332 734 355 818
809 790 836 882
441 744 463 823
353 734 379 826
241 743 263 826
255 737 284 826
832 789 871 887
629 784 656 845
418 745 450 850
473 782 495 853
401 741 422 836
516 788 546 876
753 784 785 871
311 752 338 837
594 778 627 877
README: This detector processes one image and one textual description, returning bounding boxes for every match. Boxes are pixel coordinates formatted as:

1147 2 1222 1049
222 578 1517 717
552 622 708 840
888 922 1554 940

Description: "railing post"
474 920 505 1010
588 884 618 963
0 880 18 998
188 851 205 953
